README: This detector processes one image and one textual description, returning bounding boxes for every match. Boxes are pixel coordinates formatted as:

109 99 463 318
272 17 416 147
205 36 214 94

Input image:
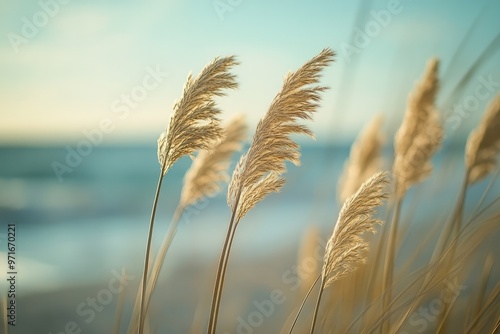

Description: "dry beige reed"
393 58 443 198
124 49 500 334
138 55 239 334
128 115 246 334
208 48 335 334
382 58 443 332
435 94 500 263
149 115 247 305
323 171 389 288
157 56 239 175
228 48 336 222
309 171 389 334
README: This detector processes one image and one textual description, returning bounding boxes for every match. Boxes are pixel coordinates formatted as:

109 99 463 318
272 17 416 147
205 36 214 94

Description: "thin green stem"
288 274 320 334
309 279 326 334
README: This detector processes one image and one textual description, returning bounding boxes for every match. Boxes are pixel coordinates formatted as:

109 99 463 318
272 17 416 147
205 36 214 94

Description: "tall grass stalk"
286 274 320 334
143 116 247 323
380 195 401 322
139 169 166 334
136 55 238 334
382 59 442 330
207 190 240 334
309 172 388 333
309 279 326 334
207 48 335 334
126 116 246 334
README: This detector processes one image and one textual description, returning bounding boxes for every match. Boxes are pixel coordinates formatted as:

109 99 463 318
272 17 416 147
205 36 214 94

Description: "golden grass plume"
338 114 384 203
157 56 239 175
465 95 500 183
393 58 443 197
228 48 335 222
131 117 248 332
323 171 389 288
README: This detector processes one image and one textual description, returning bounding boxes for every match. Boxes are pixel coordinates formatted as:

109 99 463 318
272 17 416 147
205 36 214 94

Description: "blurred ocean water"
0 145 338 290
0 144 497 333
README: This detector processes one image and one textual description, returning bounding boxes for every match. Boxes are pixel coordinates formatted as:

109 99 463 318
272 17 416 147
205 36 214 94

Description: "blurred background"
1 0 499 333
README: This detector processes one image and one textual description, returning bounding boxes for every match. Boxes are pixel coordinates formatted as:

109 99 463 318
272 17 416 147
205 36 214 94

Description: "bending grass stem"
381 197 402 331
389 171 471 333
211 216 239 333
309 279 326 334
288 274 320 334
139 163 167 334
128 203 183 334
144 204 185 315
437 170 469 254
452 171 470 240
207 191 241 334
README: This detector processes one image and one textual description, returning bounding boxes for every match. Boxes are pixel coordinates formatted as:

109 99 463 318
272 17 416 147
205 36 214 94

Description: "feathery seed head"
323 171 389 288
393 58 443 197
180 115 248 208
465 95 500 183
227 48 335 222
157 56 239 175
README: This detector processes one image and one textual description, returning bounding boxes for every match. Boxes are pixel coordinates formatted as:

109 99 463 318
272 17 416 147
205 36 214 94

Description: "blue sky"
0 0 499 144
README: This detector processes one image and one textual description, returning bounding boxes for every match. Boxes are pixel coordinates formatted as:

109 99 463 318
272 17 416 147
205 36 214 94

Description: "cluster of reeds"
120 49 499 333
